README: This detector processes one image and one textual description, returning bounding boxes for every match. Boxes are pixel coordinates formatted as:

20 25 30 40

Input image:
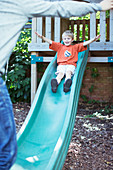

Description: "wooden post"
110 9 113 41
90 13 96 39
100 11 106 42
89 13 96 50
46 17 51 39
54 17 60 42
106 18 109 41
77 20 80 41
31 18 37 104
88 20 90 40
71 20 74 33
83 20 85 40
61 18 69 40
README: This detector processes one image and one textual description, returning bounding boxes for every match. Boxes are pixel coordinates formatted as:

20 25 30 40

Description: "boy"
35 30 100 93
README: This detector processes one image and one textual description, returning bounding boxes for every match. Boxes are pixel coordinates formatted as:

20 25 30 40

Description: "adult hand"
100 0 113 11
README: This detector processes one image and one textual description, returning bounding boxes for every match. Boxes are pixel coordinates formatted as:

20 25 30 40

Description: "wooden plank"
61 18 69 40
83 20 85 40
36 17 43 43
42 57 108 63
54 17 60 42
90 13 96 39
71 20 89 25
31 57 37 103
77 20 80 41
32 18 37 43
90 42 113 51
71 20 74 33
106 18 109 41
96 19 98 36
43 57 54 62
88 57 108 62
29 41 113 52
28 43 51 51
88 20 90 40
100 11 106 42
110 9 113 41
31 18 38 103
46 17 51 39
42 17 45 38
30 56 109 63
51 18 54 41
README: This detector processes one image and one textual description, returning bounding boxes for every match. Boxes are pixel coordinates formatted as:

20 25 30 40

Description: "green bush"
7 29 31 103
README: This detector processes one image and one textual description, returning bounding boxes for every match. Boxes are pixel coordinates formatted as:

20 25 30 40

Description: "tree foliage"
6 29 31 103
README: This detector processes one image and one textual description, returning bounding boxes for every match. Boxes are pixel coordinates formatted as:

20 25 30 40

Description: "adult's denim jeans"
0 77 17 169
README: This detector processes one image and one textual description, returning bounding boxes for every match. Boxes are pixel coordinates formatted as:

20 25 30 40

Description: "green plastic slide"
11 47 89 170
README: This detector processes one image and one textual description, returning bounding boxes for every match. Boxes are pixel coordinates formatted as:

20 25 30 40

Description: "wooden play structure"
28 2 113 103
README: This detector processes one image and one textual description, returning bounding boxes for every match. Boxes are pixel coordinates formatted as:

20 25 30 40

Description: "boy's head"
62 30 74 46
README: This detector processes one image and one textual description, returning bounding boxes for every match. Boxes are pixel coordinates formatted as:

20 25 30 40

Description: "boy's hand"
35 32 43 39
100 0 113 11
94 34 101 42
35 32 52 44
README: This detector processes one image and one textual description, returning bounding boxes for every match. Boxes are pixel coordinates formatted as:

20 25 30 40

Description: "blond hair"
62 30 74 39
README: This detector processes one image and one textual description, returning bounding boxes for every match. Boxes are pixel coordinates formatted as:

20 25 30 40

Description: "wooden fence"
26 17 111 42
62 18 110 42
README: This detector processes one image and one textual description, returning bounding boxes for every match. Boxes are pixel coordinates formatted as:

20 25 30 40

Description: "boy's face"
63 35 73 46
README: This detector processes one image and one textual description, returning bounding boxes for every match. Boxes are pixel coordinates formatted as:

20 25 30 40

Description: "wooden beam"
29 42 113 52
31 56 113 63
28 43 51 51
88 57 108 62
90 42 113 51
110 9 113 41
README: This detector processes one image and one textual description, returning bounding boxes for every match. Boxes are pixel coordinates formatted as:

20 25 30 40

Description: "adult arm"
23 0 102 18
22 0 113 18
100 0 113 11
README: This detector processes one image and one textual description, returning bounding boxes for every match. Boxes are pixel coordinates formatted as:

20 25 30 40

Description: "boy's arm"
35 32 52 44
83 35 101 46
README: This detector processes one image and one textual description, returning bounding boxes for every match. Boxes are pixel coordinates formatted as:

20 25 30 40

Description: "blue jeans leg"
0 78 17 170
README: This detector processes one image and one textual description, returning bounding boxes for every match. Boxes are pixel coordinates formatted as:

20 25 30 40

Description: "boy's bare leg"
64 70 72 92
56 72 64 84
65 70 72 81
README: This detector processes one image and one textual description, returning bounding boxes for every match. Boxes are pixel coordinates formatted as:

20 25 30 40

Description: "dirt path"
13 101 113 170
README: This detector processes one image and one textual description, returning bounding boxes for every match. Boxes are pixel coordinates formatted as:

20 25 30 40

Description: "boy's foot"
51 78 58 93
63 79 72 92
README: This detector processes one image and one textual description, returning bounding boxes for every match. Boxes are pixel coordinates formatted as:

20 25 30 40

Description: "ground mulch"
13 101 113 170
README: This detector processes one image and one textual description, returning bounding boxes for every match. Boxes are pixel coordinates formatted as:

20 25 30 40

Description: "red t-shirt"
49 41 87 67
